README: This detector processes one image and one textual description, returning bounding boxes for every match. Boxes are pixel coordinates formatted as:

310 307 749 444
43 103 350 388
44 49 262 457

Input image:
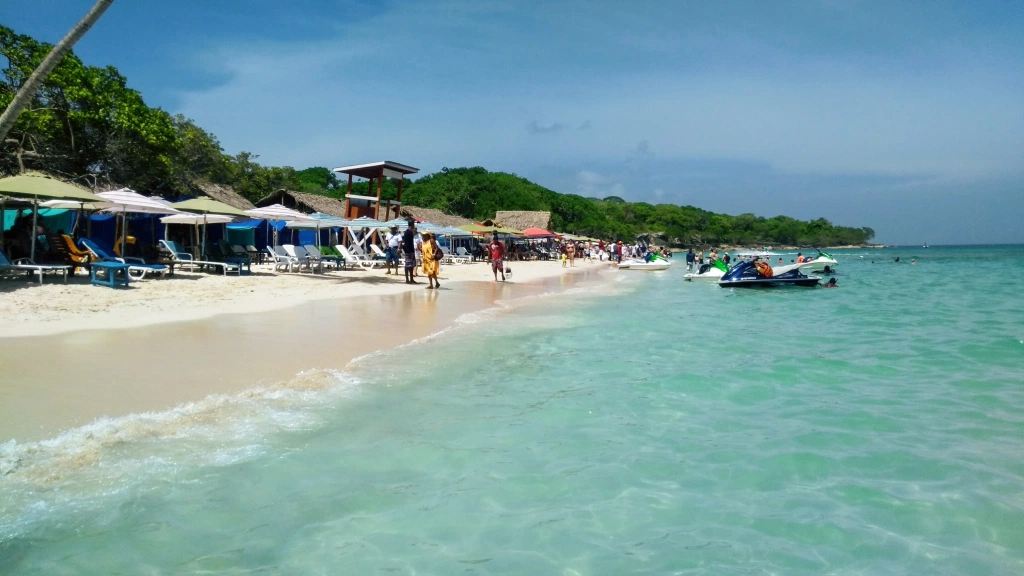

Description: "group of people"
684 248 733 270
382 221 511 287
382 221 446 289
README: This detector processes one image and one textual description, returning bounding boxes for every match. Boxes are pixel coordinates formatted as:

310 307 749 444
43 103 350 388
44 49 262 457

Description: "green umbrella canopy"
458 223 494 233
459 223 523 235
0 174 104 202
171 197 249 217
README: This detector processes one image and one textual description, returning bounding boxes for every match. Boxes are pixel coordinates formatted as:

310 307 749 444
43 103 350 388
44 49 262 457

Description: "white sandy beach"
0 260 612 441
0 260 605 338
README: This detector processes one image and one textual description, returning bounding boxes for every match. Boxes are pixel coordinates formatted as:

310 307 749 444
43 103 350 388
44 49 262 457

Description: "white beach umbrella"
159 214 236 225
97 188 183 255
246 204 314 248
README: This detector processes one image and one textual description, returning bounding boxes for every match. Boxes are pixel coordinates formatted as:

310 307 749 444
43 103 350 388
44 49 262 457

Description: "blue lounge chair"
0 251 69 284
159 240 242 275
79 238 169 280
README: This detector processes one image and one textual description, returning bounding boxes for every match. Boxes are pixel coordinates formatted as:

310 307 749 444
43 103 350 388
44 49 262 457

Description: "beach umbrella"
458 223 496 234
97 188 182 256
40 199 113 239
246 204 314 248
0 174 104 262
282 213 351 247
521 227 556 238
171 197 249 258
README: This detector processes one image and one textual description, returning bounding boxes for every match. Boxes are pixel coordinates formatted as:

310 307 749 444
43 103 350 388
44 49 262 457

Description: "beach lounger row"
79 238 169 280
159 240 245 275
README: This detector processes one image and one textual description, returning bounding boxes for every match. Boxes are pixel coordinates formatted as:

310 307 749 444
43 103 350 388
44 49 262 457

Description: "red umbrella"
521 227 556 238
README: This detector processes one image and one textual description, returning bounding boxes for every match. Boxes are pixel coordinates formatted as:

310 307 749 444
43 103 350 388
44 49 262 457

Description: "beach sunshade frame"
170 197 249 258
0 174 106 262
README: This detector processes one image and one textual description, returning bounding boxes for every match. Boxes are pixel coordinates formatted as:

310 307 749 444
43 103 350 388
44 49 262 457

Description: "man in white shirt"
384 225 402 275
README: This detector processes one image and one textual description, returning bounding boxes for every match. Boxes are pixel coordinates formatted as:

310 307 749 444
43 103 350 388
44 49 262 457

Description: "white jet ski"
684 261 727 281
618 256 671 271
795 251 838 273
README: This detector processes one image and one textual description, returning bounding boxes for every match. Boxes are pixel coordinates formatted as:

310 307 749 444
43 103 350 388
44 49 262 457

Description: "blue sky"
3 0 1023 244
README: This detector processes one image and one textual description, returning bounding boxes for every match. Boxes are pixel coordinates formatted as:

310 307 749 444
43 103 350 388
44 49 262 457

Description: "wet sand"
0 268 606 443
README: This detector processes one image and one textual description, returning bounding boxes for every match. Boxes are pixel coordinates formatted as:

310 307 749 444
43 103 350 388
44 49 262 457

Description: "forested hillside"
1 26 873 246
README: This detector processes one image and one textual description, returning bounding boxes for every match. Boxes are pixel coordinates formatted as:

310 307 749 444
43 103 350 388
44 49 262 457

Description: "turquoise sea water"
2 245 1023 574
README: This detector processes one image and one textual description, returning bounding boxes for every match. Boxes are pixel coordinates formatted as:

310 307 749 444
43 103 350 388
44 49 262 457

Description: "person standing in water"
488 232 505 282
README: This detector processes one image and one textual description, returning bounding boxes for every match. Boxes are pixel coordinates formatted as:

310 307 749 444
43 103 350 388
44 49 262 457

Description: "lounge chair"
304 245 342 270
159 240 242 275
245 245 262 264
447 246 471 264
336 245 382 270
265 246 296 272
369 244 390 261
0 251 69 284
456 246 474 262
283 245 318 273
51 234 92 274
231 244 250 261
79 238 169 280
274 246 304 271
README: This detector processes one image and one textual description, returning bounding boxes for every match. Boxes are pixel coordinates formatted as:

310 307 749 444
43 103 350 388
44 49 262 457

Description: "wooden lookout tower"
332 161 419 221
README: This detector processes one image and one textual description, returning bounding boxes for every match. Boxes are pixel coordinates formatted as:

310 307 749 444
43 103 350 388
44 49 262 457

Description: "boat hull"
619 258 671 271
684 270 724 281
718 277 820 288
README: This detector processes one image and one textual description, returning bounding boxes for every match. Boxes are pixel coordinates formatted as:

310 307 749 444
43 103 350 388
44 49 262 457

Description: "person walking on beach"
567 242 576 267
402 220 418 284
488 232 505 282
421 231 441 289
384 225 402 275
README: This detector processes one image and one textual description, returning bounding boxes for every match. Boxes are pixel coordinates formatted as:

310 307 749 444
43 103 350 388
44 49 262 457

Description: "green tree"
0 0 115 144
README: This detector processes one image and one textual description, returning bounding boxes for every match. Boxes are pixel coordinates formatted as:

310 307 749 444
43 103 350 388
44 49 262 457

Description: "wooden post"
345 173 353 218
374 167 384 221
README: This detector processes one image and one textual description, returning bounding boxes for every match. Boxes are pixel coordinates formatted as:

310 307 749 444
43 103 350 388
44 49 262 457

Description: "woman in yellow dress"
421 232 441 289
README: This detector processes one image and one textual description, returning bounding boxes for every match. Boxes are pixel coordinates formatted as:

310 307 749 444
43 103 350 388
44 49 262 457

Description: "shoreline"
0 262 611 443
0 260 595 339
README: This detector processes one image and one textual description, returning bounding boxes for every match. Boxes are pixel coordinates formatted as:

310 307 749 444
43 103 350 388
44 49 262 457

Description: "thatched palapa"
194 182 255 211
494 210 551 231
255 189 349 219
400 206 474 228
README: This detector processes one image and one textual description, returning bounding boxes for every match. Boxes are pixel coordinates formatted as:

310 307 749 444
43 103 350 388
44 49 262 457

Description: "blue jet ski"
718 260 820 288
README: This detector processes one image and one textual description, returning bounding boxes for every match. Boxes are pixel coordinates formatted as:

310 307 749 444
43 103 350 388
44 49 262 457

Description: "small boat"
718 260 820 288
684 260 727 281
618 256 671 271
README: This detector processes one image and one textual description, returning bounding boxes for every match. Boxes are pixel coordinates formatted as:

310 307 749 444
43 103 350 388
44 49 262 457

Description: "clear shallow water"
2 245 1024 574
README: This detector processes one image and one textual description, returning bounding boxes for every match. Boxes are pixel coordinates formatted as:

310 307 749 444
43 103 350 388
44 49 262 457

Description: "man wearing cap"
384 225 403 275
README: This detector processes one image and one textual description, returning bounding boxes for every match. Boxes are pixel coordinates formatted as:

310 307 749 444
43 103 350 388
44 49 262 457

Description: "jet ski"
684 259 728 281
618 254 671 271
796 251 838 272
718 260 820 288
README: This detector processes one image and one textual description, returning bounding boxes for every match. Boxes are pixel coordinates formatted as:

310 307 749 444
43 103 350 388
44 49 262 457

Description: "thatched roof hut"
194 182 255 210
255 189 348 218
400 206 474 228
494 210 551 231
